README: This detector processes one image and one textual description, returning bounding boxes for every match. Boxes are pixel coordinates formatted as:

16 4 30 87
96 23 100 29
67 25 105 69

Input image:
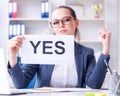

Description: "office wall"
0 0 9 63
118 0 120 73
106 0 118 70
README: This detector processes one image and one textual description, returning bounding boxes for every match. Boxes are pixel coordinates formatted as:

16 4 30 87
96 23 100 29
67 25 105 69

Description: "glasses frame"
50 16 75 28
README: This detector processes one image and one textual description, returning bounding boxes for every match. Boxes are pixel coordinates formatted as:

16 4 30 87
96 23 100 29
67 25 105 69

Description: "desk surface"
10 88 116 96
16 92 107 96
16 91 109 96
0 88 116 96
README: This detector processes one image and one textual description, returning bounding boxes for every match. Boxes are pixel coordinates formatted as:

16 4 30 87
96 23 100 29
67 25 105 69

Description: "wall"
118 0 120 73
106 0 118 70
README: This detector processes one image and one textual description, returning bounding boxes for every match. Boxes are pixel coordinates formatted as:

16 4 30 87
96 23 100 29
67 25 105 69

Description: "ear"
75 19 80 27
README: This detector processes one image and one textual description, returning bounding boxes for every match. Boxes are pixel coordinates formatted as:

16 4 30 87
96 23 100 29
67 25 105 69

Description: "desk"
0 88 115 96
15 92 108 96
15 91 109 96
6 88 114 96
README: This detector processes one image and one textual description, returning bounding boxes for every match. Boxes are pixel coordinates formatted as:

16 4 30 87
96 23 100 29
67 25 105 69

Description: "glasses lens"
51 16 73 28
52 20 59 25
62 16 72 24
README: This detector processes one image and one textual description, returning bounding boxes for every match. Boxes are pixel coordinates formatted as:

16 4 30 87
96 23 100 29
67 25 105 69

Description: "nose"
59 21 64 27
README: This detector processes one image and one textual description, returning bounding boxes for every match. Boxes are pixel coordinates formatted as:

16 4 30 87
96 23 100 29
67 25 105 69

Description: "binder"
16 24 21 35
12 1 17 18
45 1 49 18
9 2 12 18
21 24 25 35
9 24 13 39
41 0 49 18
12 23 17 37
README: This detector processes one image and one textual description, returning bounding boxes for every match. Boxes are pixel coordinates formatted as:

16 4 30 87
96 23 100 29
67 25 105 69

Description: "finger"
102 34 106 39
10 38 23 48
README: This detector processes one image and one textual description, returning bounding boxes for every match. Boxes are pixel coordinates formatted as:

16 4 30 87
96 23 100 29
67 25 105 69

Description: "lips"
59 30 67 34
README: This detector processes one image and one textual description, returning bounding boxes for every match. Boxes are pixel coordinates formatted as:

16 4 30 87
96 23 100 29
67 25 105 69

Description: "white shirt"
50 60 78 87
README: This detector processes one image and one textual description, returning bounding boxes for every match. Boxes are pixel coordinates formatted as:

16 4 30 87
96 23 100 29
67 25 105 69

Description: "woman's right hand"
9 36 25 68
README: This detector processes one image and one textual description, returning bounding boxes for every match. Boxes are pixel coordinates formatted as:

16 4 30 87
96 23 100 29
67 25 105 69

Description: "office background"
0 0 119 88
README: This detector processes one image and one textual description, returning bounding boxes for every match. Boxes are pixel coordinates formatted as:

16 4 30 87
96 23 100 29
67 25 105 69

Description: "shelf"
65 0 106 19
65 0 105 6
80 41 101 43
78 18 105 21
9 18 105 22
9 18 49 22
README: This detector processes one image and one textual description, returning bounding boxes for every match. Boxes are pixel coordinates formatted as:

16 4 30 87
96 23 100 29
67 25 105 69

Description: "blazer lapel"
74 42 84 87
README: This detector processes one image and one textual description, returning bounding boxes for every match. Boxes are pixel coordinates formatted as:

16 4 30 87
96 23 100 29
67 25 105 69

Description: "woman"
8 6 111 89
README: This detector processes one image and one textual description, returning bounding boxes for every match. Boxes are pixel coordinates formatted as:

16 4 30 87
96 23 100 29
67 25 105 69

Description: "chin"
58 33 68 35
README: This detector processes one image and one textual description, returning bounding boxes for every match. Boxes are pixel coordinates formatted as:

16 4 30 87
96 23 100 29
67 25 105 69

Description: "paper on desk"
32 87 101 93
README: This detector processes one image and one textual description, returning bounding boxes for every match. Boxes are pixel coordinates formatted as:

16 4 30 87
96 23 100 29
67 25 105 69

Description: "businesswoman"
8 6 111 89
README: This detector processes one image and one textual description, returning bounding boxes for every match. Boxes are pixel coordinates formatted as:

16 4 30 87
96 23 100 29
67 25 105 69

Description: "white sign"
21 35 74 65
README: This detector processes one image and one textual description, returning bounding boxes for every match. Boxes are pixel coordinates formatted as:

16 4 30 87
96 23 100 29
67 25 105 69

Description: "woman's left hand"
99 28 111 55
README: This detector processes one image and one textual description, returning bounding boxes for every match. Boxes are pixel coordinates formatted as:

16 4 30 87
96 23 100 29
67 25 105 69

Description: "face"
51 8 79 35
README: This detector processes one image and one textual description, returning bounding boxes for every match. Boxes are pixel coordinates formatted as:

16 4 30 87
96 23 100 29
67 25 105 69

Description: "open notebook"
0 48 32 95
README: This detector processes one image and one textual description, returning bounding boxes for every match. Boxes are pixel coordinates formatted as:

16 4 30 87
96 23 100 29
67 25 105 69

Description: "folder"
9 24 13 39
12 1 17 18
9 2 12 18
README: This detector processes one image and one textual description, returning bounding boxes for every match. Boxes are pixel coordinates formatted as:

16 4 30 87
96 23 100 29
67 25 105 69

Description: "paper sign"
21 35 74 65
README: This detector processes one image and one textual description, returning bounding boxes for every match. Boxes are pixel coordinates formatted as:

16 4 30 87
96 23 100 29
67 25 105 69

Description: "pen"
104 60 112 74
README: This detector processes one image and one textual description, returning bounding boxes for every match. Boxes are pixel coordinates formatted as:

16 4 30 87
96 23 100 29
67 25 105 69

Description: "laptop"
0 48 32 95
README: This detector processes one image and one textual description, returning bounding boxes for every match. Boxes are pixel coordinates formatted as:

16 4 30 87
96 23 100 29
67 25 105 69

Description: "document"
32 87 100 93
21 35 74 65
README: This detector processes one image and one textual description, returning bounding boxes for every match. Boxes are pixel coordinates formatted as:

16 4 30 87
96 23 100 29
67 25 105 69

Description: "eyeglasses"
50 16 75 28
